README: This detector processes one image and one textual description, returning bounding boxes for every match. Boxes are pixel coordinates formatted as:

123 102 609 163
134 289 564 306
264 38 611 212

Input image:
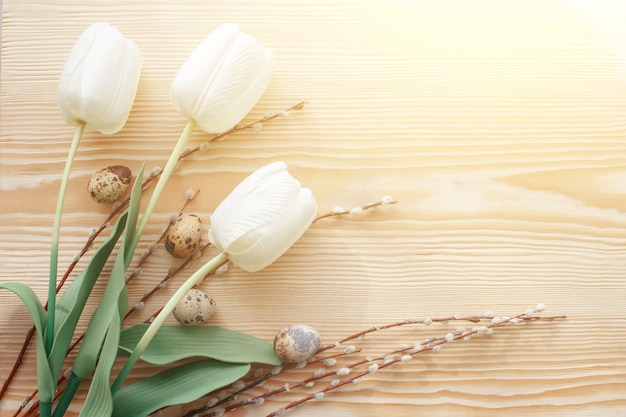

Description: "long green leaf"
48 210 128 381
118 324 281 366
71 164 145 380
78 311 122 417
55 168 144 416
123 163 145 263
52 237 130 416
112 359 251 417
0 282 55 403
72 238 129 379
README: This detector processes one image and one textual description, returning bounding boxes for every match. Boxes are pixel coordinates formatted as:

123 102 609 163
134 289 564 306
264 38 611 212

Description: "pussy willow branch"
5 102 307 410
186 307 565 417
313 198 397 223
265 310 566 417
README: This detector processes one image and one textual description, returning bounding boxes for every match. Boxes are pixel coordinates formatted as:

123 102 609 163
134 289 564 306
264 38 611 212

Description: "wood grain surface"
2 1 626 416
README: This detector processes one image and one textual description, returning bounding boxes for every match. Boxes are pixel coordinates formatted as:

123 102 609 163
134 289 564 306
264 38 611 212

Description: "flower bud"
171 23 274 133
57 22 142 135
208 161 317 272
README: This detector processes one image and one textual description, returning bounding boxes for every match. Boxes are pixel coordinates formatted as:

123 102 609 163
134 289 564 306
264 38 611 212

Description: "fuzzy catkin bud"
323 358 337 366
336 367 351 376
343 345 356 354
381 195 394 204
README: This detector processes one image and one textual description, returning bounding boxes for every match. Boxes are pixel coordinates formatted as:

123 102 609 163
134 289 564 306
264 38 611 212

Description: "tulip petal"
227 188 317 272
171 23 274 133
193 34 269 133
58 23 102 127
209 162 318 272
58 23 142 135
209 48 274 133
209 162 301 253
171 23 240 128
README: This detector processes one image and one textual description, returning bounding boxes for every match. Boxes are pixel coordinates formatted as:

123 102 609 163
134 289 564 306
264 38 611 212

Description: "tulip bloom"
113 162 316 393
130 24 273 252
171 23 274 133
209 161 318 272
49 22 141 340
58 22 142 135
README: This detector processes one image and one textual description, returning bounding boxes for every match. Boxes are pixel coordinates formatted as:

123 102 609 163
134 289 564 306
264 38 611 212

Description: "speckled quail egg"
172 288 216 325
88 165 132 203
273 324 321 364
164 214 203 258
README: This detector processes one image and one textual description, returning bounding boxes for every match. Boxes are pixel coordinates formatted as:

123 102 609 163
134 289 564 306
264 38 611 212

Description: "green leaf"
112 359 251 417
53 236 131 417
78 311 122 417
71 163 146 380
72 238 129 379
49 209 128 381
0 282 55 403
55 168 145 416
118 324 281 366
123 163 145 263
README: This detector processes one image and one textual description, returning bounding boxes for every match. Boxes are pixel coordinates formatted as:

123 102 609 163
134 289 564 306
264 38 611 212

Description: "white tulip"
209 161 318 272
171 23 274 133
115 162 315 388
57 22 142 135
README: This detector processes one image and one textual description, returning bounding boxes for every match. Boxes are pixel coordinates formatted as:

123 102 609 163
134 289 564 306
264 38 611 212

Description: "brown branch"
313 198 397 223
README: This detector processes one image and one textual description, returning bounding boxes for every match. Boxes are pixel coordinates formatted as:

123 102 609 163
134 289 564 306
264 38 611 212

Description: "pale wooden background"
2 1 626 416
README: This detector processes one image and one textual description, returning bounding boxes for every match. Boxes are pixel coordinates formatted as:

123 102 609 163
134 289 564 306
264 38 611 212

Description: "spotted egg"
164 213 203 258
173 288 216 325
88 165 132 203
273 324 321 364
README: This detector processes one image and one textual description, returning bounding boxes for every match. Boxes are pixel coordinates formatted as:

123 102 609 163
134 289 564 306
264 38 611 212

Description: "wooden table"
2 1 626 416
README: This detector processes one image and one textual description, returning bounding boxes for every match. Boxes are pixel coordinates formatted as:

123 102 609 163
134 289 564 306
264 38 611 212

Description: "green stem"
51 374 82 417
46 122 85 352
128 118 197 255
40 401 52 417
110 251 228 394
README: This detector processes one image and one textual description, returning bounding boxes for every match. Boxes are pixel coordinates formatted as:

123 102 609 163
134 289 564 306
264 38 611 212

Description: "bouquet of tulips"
0 22 564 417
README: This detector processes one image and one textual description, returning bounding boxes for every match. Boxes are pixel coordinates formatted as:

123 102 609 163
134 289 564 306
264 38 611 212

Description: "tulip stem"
111 251 228 394
46 122 85 353
129 118 197 258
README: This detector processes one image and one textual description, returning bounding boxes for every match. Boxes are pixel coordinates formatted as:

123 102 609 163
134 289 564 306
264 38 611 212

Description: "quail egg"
273 324 321 364
88 165 132 203
164 213 203 258
173 288 216 325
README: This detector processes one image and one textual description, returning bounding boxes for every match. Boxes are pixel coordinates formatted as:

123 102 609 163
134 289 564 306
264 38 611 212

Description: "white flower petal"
208 162 317 272
171 23 274 133
228 188 317 272
58 22 142 135
171 23 240 125
209 162 300 253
